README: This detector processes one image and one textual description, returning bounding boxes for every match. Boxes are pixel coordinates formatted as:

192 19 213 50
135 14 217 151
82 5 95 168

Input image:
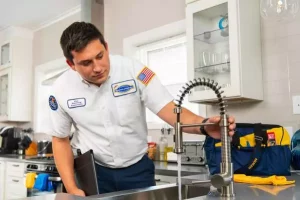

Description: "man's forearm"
157 101 204 134
179 107 204 134
52 136 77 192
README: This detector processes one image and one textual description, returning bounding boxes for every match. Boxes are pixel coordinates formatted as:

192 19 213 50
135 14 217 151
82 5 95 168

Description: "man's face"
67 39 110 86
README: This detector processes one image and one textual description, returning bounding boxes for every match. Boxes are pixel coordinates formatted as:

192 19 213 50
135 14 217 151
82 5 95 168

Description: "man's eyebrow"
77 59 92 65
76 50 104 65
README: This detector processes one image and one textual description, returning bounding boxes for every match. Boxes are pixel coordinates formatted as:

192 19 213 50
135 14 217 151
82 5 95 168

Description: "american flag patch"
137 67 155 85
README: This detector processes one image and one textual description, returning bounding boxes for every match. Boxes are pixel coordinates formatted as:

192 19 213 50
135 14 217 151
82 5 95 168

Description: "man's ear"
66 59 76 71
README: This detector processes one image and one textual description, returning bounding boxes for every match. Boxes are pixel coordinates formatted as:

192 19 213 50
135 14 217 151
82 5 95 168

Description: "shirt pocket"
116 94 141 126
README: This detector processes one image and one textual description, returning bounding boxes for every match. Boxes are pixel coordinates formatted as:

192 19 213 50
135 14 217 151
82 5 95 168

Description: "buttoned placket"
97 77 119 166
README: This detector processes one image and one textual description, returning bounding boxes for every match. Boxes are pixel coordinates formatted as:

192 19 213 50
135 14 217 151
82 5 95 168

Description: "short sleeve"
133 60 174 114
48 91 72 138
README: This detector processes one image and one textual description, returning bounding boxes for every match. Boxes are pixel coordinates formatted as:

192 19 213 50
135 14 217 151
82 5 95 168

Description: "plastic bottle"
159 131 168 161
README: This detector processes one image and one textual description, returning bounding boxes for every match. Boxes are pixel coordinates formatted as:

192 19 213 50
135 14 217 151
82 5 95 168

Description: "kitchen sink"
93 183 210 200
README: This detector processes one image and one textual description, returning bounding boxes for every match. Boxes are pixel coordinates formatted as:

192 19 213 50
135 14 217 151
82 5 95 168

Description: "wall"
33 12 81 67
104 0 185 54
207 15 300 135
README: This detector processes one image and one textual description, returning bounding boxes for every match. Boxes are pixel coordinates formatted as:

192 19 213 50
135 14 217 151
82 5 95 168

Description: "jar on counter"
147 142 157 160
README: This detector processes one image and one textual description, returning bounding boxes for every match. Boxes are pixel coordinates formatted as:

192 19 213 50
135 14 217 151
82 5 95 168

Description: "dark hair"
60 22 106 63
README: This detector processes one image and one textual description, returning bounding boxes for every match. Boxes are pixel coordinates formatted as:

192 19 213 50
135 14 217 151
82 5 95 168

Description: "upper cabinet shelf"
194 28 229 44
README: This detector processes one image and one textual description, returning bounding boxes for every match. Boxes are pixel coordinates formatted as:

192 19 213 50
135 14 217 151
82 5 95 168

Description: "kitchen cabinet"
5 161 26 199
0 161 5 200
0 27 33 121
186 0 263 104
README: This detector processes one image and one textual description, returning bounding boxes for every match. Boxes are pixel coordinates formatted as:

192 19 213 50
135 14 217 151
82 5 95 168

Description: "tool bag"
204 123 292 176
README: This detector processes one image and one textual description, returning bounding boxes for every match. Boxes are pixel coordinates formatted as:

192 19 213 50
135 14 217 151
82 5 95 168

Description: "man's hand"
68 188 86 196
204 116 236 139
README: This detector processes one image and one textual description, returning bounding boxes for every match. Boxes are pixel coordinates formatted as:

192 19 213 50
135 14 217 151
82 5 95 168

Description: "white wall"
104 0 185 54
33 12 81 67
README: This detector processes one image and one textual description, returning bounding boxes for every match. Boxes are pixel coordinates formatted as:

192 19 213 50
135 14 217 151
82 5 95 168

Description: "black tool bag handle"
232 123 280 174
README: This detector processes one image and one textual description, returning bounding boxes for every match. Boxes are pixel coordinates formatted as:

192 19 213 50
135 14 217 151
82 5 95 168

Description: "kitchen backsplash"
207 15 300 136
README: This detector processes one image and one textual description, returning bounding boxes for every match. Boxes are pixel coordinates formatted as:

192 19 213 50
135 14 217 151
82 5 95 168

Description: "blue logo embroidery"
114 84 134 93
49 95 58 111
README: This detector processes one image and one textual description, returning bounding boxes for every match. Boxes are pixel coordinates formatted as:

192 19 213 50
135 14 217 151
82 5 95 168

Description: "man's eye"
96 54 103 59
82 61 92 66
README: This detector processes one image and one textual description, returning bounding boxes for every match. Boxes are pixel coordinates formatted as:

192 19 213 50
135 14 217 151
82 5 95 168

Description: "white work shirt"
48 55 173 168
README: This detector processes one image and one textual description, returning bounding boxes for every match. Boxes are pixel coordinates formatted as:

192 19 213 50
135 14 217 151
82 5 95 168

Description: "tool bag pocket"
204 123 292 176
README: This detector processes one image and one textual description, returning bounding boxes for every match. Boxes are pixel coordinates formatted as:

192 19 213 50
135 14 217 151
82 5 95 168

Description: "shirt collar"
76 72 111 87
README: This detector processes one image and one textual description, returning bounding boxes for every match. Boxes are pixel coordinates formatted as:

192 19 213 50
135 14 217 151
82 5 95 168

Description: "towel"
33 173 50 191
234 174 295 186
25 172 36 189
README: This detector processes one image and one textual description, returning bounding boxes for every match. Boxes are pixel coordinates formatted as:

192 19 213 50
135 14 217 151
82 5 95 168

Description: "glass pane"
0 74 8 116
192 2 231 92
1 43 10 66
147 43 187 85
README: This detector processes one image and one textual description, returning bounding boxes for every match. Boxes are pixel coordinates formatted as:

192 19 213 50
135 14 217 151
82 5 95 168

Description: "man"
48 22 236 196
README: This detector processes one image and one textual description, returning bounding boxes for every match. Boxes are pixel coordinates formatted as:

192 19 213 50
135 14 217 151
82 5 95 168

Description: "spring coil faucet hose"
174 77 235 198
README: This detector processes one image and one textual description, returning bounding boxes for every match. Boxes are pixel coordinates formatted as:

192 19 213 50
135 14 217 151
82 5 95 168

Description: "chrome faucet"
173 78 235 198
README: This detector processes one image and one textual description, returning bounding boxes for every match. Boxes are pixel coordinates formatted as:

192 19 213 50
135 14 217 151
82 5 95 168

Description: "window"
137 35 202 126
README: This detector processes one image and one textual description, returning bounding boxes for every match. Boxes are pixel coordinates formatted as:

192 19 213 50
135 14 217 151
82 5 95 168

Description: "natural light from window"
137 35 200 125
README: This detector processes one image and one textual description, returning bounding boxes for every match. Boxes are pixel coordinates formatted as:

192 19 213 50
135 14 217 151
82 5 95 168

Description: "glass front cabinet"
186 0 263 104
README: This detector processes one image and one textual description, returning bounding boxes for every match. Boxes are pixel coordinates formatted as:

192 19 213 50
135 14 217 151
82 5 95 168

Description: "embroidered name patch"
67 98 86 109
111 79 137 97
49 95 58 111
137 66 155 86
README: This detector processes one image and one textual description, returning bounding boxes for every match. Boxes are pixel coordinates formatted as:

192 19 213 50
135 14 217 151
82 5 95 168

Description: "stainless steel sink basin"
93 183 210 200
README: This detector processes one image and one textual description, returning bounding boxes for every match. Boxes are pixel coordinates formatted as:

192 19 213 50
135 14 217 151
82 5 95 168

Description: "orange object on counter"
234 174 295 186
26 142 38 156
147 142 157 160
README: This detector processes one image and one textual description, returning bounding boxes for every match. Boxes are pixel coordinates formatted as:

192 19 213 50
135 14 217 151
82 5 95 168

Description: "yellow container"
164 146 174 161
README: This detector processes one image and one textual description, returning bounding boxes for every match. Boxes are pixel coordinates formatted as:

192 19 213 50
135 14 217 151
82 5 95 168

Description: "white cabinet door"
0 41 12 68
186 0 263 104
0 27 33 122
0 161 6 200
0 68 11 121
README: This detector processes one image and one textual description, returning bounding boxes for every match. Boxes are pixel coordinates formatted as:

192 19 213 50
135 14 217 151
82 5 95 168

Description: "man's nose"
93 62 103 73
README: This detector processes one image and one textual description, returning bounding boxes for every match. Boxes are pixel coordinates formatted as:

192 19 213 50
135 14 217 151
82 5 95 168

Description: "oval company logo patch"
49 95 58 111
114 84 134 93
111 79 137 97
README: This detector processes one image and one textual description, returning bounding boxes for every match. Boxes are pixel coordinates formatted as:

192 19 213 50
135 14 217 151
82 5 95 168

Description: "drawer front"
5 176 26 197
6 162 25 177
6 194 26 200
